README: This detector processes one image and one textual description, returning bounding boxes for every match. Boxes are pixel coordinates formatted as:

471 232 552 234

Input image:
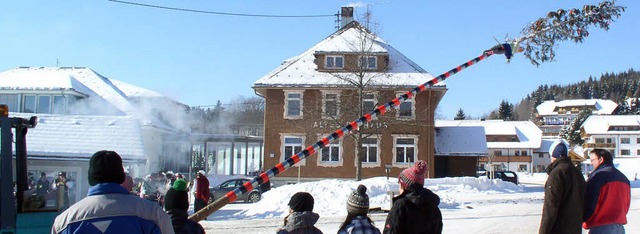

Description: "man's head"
88 150 126 186
589 148 613 169
288 192 314 212
40 172 46 178
549 139 569 163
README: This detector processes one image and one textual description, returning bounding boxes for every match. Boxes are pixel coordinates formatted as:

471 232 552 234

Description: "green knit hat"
173 179 188 191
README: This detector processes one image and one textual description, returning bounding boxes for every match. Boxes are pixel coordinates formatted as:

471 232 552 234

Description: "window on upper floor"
607 138 613 143
325 56 344 69
620 149 630 156
362 93 376 115
322 91 339 119
358 56 377 70
621 138 630 144
595 138 605 143
396 93 414 119
284 91 303 119
494 150 503 156
637 149 640 156
637 138 640 144
0 94 18 112
394 136 417 164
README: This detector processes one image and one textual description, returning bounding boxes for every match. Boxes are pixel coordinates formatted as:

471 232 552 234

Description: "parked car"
209 178 270 203
477 171 519 184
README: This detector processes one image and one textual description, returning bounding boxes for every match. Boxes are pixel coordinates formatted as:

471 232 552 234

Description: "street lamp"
385 164 392 180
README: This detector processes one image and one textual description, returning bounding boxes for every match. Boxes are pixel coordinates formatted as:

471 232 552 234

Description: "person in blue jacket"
583 149 630 233
52 150 174 234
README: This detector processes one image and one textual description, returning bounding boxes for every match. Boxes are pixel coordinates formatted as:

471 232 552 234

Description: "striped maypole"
189 48 500 222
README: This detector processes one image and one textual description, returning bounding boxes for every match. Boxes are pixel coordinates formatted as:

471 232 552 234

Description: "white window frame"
362 92 377 114
392 135 418 167
620 149 631 156
359 136 380 168
325 55 344 69
395 92 415 120
358 56 377 70
620 137 630 144
0 94 19 112
321 91 340 119
318 137 342 167
284 91 303 119
281 134 306 166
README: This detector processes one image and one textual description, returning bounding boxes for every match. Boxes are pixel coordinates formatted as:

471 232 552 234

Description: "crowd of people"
49 141 630 234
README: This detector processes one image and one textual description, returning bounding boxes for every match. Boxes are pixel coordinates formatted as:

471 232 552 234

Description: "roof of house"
536 99 618 116
0 67 182 130
436 120 542 149
582 115 640 135
253 21 438 91
434 125 488 157
12 113 146 163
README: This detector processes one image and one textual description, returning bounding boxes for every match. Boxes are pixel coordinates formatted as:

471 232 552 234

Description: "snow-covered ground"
198 173 640 234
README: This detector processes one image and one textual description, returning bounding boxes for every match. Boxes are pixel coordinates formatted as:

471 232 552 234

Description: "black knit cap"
164 187 189 211
347 184 370 215
88 150 126 186
288 192 314 212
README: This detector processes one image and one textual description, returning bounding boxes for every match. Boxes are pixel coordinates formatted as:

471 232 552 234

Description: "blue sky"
1 1 638 119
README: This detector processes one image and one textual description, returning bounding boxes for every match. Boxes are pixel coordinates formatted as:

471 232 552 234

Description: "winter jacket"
338 216 381 234
52 183 174 234
539 157 585 234
583 161 630 229
383 183 442 234
166 209 205 234
277 211 323 234
195 176 210 201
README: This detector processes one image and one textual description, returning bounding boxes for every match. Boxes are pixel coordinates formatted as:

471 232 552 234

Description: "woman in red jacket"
194 170 210 213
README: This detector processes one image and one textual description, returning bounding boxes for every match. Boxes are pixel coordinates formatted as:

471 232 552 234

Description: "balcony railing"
582 143 616 149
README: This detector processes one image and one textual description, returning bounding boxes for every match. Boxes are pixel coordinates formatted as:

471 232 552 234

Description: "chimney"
340 7 354 28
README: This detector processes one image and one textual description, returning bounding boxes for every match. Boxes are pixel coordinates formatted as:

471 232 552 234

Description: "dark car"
478 171 519 184
210 178 269 203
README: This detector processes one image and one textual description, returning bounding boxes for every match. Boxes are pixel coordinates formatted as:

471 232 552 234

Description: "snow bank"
220 176 524 220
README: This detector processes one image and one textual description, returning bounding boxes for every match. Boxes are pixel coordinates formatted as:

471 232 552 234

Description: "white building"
535 99 617 138
437 120 542 173
581 115 640 179
0 67 191 205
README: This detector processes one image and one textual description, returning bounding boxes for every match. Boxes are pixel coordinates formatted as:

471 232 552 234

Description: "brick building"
253 18 445 184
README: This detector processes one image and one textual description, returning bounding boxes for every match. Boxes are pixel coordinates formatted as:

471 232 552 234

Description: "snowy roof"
13 113 146 162
253 22 438 92
437 120 542 149
536 99 617 116
582 115 640 135
110 79 165 98
434 125 488 156
0 67 181 130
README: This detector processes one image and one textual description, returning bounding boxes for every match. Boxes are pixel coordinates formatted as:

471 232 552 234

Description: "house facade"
580 115 640 178
433 122 488 177
253 19 446 184
438 120 542 173
0 67 191 207
535 99 617 138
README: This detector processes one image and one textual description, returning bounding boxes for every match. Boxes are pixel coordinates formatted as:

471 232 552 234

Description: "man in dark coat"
539 139 585 234
36 172 50 196
277 192 323 234
164 179 205 234
383 160 442 234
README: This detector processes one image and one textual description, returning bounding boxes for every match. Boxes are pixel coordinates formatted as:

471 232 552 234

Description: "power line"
108 0 336 18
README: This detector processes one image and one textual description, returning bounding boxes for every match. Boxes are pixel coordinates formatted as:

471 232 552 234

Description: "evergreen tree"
614 100 630 115
561 110 591 145
454 108 466 120
498 100 514 121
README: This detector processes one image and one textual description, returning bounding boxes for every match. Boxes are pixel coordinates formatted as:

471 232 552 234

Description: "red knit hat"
398 160 428 189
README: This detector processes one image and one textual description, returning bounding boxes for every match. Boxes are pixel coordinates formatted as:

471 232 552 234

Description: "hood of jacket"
280 211 320 232
545 156 573 175
395 183 440 208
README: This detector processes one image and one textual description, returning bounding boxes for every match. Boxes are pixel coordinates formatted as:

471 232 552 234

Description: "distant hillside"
486 69 640 120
